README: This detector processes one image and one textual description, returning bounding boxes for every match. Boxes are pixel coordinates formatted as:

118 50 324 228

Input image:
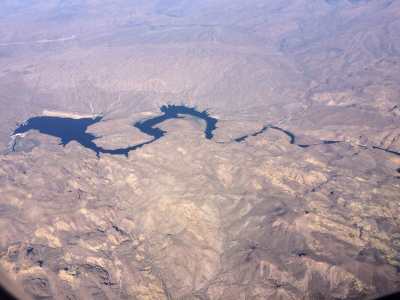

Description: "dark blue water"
14 116 106 156
15 104 394 161
134 104 217 140
234 125 269 143
234 125 297 144
13 105 218 157
372 146 400 156
233 124 342 148
269 126 296 144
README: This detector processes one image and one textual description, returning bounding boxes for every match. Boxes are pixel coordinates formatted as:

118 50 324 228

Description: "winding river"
12 104 398 161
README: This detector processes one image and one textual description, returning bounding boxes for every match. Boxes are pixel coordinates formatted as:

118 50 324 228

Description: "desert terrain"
0 1 400 299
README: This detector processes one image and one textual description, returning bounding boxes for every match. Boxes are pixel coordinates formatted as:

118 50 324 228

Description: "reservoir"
13 105 218 157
